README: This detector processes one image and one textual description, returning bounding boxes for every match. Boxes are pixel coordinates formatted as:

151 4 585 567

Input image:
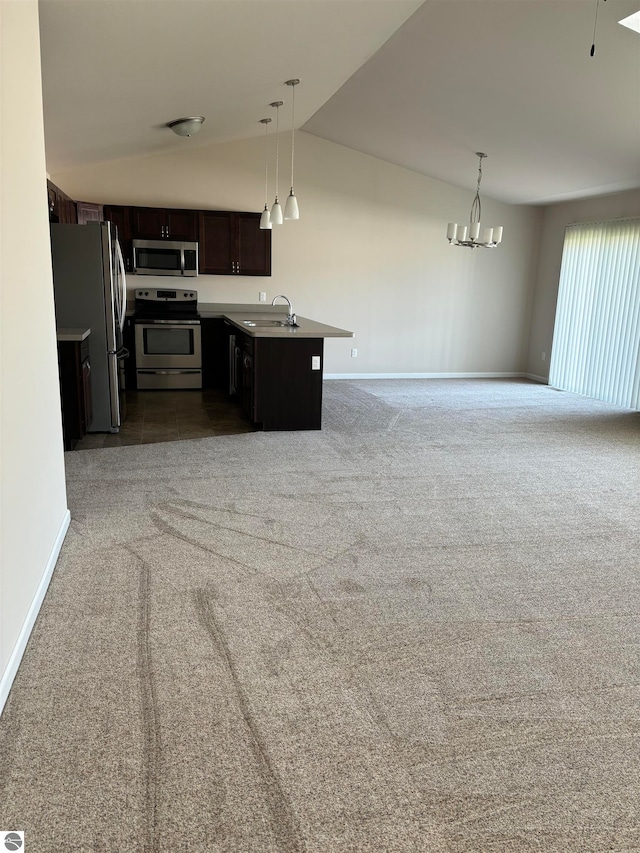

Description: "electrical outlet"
259 291 267 302
311 355 321 370
351 348 358 358
541 351 546 361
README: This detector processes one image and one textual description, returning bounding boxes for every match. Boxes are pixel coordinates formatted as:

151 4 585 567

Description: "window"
549 218 640 409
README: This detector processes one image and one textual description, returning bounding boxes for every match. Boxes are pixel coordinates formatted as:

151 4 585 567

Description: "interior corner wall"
0 1 69 711
52 133 541 377
526 189 640 380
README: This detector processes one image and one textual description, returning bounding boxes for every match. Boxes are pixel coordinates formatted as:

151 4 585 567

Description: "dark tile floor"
73 389 255 450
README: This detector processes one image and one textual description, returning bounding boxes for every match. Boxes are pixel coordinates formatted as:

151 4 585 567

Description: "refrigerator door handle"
115 239 127 334
107 351 121 431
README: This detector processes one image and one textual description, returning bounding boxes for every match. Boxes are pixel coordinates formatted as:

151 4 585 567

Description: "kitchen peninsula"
200 304 353 431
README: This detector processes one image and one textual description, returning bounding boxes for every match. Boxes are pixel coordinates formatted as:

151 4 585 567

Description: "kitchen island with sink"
204 306 353 431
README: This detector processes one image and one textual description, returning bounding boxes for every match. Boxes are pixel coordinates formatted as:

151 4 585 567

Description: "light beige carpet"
1 379 639 851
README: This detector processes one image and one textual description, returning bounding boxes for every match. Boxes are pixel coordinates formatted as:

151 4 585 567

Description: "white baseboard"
523 373 549 384
324 372 527 380
0 509 70 717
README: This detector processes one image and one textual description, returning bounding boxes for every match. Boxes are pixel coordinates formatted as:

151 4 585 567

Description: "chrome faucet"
271 294 297 326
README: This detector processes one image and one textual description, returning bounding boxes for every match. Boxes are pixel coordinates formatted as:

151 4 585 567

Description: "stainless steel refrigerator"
50 222 128 432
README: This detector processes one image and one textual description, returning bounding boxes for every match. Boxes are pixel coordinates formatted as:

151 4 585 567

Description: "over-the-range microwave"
132 239 198 277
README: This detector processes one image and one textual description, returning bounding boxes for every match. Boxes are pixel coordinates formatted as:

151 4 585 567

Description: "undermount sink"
242 320 288 327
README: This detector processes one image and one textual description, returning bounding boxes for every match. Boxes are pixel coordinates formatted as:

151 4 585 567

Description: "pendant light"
446 153 503 249
259 118 272 230
270 100 284 225
284 79 300 220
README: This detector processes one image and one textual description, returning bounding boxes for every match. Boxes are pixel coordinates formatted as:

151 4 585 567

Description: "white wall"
527 189 640 380
53 133 542 377
0 0 69 713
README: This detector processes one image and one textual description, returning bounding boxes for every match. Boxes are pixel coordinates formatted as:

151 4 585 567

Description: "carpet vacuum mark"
1 379 639 852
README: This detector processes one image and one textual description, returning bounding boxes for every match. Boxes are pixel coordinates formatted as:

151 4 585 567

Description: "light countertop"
223 313 353 339
57 327 90 342
125 301 354 338
198 302 282 318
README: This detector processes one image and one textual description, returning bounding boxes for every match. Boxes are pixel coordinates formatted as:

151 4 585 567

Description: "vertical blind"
549 218 640 410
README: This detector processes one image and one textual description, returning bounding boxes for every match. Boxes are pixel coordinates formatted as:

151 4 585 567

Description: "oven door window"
136 247 181 272
144 326 194 356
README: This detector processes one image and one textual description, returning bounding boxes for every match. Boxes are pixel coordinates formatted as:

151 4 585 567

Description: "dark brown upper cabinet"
47 180 77 224
103 204 133 271
199 211 271 277
131 207 198 242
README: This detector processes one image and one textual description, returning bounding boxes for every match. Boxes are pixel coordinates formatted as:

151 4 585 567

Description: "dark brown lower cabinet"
239 335 324 430
201 318 229 389
57 336 93 449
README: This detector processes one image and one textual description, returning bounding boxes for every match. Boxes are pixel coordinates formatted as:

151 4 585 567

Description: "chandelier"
447 153 503 248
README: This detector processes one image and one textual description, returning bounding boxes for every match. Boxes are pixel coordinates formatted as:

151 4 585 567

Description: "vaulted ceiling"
39 0 640 205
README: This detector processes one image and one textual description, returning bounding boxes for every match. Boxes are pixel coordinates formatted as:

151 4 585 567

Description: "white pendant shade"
270 200 283 225
260 205 272 230
284 191 299 220
257 81 301 228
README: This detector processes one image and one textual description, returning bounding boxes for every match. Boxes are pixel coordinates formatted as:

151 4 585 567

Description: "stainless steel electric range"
133 288 202 389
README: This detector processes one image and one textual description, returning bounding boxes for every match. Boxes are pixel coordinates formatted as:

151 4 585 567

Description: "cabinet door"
201 318 229 389
167 209 198 241
62 197 77 224
47 183 58 222
103 205 133 271
76 201 103 224
199 211 234 275
237 213 271 276
131 207 167 239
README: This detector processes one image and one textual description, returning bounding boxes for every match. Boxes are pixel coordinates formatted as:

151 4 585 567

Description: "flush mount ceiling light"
447 153 503 249
166 116 205 137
